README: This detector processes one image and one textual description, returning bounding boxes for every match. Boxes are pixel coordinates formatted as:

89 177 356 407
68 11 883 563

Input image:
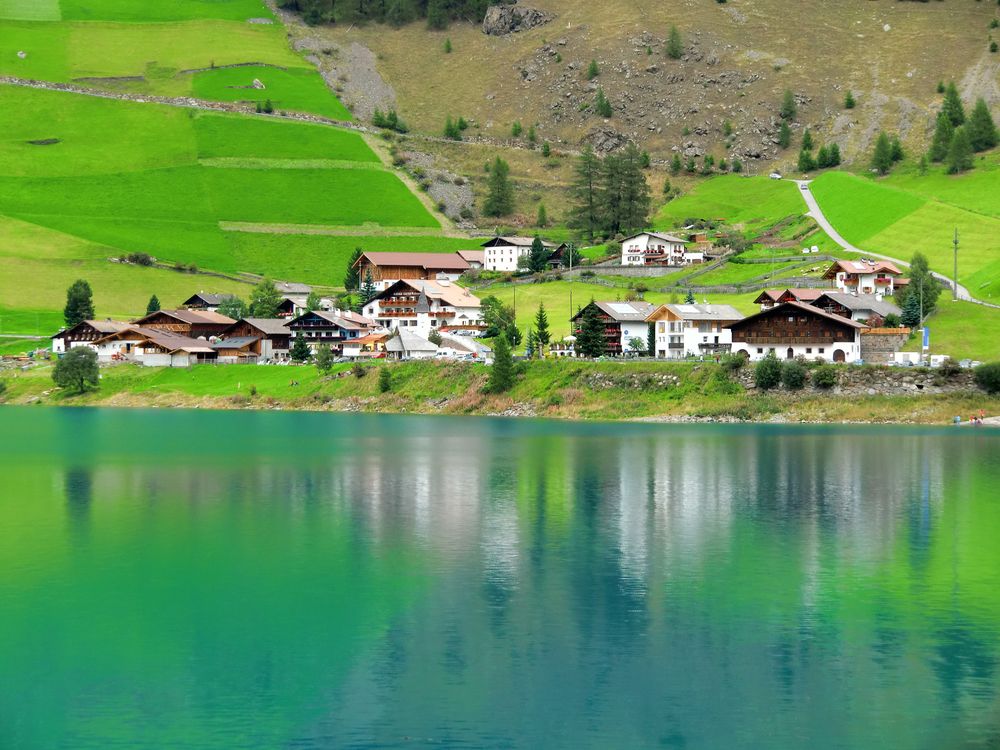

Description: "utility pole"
952 228 959 301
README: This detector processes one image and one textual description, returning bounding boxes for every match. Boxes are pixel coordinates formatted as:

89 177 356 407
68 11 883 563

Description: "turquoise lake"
1 407 999 748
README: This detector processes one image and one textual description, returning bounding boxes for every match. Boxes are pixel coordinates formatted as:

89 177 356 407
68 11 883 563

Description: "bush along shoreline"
1 358 999 425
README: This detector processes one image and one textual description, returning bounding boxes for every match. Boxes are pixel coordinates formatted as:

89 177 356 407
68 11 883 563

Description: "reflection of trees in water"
64 466 93 542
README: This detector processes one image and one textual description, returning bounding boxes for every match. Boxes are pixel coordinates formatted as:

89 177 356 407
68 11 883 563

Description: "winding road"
791 179 987 305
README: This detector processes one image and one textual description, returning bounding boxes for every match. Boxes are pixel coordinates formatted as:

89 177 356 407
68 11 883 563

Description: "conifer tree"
217 296 247 320
647 321 656 356
290 333 311 363
778 120 791 149
844 91 856 109
443 116 462 140
575 303 606 358
670 153 682 175
536 203 548 227
828 143 842 166
780 89 797 120
483 157 514 217
947 126 974 174
928 112 954 162
63 279 94 327
486 333 514 393
595 87 612 118
890 136 904 163
344 246 363 290
568 146 602 241
798 147 817 173
587 59 599 80
871 132 893 175
378 367 392 393
685 289 695 304
816 145 830 168
249 278 282 318
598 145 650 236
315 343 334 373
426 0 447 29
534 302 551 350
511 121 523 138
900 292 922 329
941 82 965 126
666 25 683 59
146 295 160 314
801 128 813 151
505 323 522 347
359 270 378 305
523 327 536 359
528 236 549 272
967 98 998 152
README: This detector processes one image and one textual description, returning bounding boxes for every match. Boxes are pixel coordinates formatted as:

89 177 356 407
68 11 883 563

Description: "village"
47 232 946 371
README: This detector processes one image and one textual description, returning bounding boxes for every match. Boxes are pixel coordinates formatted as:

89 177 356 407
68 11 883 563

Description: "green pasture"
58 0 270 22
191 65 352 120
194 114 375 161
901 301 1000 361
657 175 804 234
808 172 926 244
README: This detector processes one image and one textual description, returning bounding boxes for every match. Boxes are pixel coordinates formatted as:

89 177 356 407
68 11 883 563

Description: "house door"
833 349 846 363
786 347 794 360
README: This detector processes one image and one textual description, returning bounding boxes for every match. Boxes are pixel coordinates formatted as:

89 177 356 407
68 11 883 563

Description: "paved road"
792 179 986 305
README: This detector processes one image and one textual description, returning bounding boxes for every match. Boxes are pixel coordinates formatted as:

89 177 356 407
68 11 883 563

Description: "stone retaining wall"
860 328 911 365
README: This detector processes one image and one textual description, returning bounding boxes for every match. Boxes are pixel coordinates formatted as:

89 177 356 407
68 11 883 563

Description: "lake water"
1 407 999 749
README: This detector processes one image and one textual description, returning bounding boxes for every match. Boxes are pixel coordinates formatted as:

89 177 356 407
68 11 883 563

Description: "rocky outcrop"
482 4 554 36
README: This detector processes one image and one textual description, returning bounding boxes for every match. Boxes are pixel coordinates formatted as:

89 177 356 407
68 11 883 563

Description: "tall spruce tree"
647 321 656 357
528 236 549 272
598 144 650 236
685 289 695 304
900 292 922 329
534 302 550 349
359 269 378 304
778 120 791 149
896 251 942 316
344 246 363 290
666 25 683 59
290 333 311 362
486 333 514 393
947 126 974 174
146 295 160 314
63 279 94 327
780 89 797 120
568 146 602 241
967 98 998 152
483 157 514 217
928 112 955 162
249 278 282 318
871 132 894 175
801 128 813 151
941 82 965 126
575 303 606 358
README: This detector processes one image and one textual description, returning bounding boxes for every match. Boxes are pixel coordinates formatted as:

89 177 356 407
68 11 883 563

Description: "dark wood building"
130 309 235 339
727 301 864 362
52 319 131 353
284 310 375 353
219 318 292 361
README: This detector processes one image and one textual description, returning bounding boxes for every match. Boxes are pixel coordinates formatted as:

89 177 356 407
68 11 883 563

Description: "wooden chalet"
131 309 235 339
727 301 865 362
220 318 291 360
284 309 376 353
753 288 835 310
210 337 260 363
809 292 901 324
823 259 907 296
353 251 471 288
181 292 235 311
571 301 655 356
90 326 217 367
52 319 130 354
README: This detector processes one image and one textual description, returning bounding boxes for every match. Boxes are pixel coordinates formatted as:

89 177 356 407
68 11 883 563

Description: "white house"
646 303 744 359
51 320 131 355
88 326 217 366
727 301 865 363
481 236 560 272
384 330 439 360
822 259 907 296
570 301 655 356
620 232 704 267
364 279 482 336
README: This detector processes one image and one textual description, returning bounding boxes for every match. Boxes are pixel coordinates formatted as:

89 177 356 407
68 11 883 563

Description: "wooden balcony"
735 336 841 345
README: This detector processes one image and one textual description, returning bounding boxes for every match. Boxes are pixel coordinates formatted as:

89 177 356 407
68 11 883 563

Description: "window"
818 348 825 354
757 348 764 354
806 348 812 354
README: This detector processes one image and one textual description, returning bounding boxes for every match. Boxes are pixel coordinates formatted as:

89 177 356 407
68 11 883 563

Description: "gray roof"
275 282 312 294
623 231 688 244
183 292 235 306
660 303 744 322
237 318 292 335
385 331 439 353
814 293 901 318
211 337 259 350
439 334 492 355
589 301 656 322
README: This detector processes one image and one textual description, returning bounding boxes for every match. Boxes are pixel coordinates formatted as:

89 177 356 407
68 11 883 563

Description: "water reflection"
0 410 998 749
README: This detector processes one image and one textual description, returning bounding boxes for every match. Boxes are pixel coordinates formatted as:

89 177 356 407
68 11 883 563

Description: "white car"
769 172 782 180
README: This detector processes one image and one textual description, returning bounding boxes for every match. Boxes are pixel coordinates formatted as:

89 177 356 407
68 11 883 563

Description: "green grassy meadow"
656 176 805 234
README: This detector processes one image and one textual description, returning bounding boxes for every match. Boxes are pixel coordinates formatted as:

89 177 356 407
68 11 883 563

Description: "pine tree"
428 328 443 346
486 333 514 393
947 126 974 174
290 333 311 363
598 144 650 236
146 294 160 314
378 367 392 393
798 147 817 173
575 303 606 358
505 323 522 347
315 343 334 373
871 132 893 175
780 89 797 121
967 98 998 152
536 203 548 227
63 279 95 327
647 320 656 357
511 121 523 138
541 141 551 157
523 327 536 358
595 87 612 118
534 302 550 349
567 146 602 241
443 37 452 53
801 128 813 151
443 116 462 140
900 292 922 328
305 291 322 312
928 112 954 162
816 145 830 169
344 246 363 290
895 251 942 315
890 136 904 163
426 0 448 29
249 278 282 318
685 289 695 304
828 143 842 166
528 235 549 272
778 120 791 149
941 82 965 126
527 124 537 143
587 59 599 80
666 25 683 59
670 153 682 175
359 269 378 304
844 91 856 109
483 157 514 217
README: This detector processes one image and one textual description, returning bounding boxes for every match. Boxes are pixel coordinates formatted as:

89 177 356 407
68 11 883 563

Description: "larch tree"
568 146 602 242
666 25 683 59
928 112 955 162
947 126 974 174
941 82 965 126
967 98 998 152
483 157 514 217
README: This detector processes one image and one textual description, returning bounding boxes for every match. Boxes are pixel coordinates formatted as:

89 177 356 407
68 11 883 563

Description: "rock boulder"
482 4 554 36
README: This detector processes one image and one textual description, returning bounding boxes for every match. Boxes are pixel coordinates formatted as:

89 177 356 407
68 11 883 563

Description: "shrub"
720 353 746 374
781 359 807 390
754 353 782 390
125 252 154 266
938 357 962 379
0 381 7 396
378 367 392 393
352 363 367 379
812 365 837 389
974 362 1000 394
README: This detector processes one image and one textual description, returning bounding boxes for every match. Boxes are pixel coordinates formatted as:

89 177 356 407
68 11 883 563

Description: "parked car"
769 172 782 180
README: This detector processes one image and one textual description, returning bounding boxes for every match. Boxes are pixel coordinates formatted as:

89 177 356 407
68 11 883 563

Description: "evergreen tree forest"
280 0 501 28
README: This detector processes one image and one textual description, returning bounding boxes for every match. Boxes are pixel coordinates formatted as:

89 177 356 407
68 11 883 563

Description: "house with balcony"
823 259 907 296
481 236 565 272
181 292 237 312
52 319 131 355
218 318 292 361
89 327 217 366
363 280 483 335
620 232 704 267
752 288 835 311
645 303 744 359
284 309 376 354
726 301 865 363
130 309 235 339
353 251 473 290
571 301 655 356
809 292 901 324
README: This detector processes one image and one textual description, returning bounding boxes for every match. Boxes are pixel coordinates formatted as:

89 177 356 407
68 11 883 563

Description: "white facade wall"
653 320 734 359
621 234 697 267
731 338 861 363
619 321 651 353
484 244 529 272
834 271 895 296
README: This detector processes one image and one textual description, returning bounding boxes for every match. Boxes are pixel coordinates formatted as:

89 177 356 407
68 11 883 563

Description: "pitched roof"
275 281 312 295
650 303 744 322
385 331 438 353
354 251 471 271
812 293 901 318
231 317 292 335
824 259 903 278
457 249 485 263
375 280 482 308
132 309 235 326
182 292 235 306
727 300 867 331
574 301 656 322
753 288 835 304
480 236 557 248
288 309 376 330
439 334 492 355
622 231 688 244
210 337 259 350
93 326 218 353
53 319 131 339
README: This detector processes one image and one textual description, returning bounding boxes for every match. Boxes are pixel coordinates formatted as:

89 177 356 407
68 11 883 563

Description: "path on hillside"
791 179 995 307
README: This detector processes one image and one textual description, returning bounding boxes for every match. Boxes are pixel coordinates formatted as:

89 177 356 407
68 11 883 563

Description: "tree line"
280 0 500 28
